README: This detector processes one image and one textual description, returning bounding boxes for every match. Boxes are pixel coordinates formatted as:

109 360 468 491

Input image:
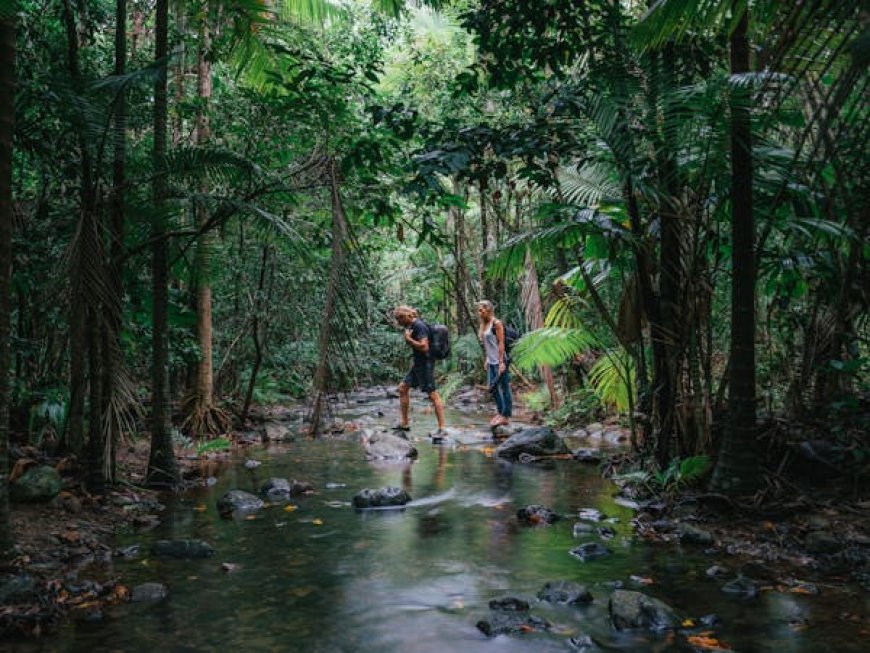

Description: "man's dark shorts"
403 360 437 394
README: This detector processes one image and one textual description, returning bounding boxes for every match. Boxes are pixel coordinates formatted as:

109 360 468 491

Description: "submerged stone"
570 542 610 562
217 490 265 517
152 539 215 559
721 575 759 599
260 478 313 499
608 589 678 631
517 504 560 525
537 580 593 605
678 523 715 546
132 582 169 603
11 466 63 502
488 597 530 612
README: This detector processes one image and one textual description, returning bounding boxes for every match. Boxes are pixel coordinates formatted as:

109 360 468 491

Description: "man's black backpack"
427 323 451 360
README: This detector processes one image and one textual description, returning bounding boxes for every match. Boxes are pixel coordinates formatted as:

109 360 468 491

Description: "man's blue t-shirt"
408 318 430 366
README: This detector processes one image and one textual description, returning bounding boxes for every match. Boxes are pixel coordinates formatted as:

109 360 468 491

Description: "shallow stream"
17 391 868 652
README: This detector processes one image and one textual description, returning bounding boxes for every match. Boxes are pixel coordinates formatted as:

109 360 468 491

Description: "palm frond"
588 350 635 413
511 326 596 372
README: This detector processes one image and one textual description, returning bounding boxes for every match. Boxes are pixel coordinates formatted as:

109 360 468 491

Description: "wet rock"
262 421 294 442
11 465 63 502
699 614 721 628
494 426 569 460
568 634 597 650
597 526 616 540
721 576 759 599
805 530 841 554
705 565 730 579
577 508 605 522
489 597 530 612
0 574 38 604
573 449 602 464
537 581 593 605
260 478 313 500
131 582 169 603
51 491 82 514
360 430 418 461
217 490 264 517
785 580 820 595
115 544 141 559
678 524 714 546
517 505 560 525
492 424 518 440
152 539 215 559
221 562 240 573
243 459 261 470
476 613 551 637
569 542 610 562
352 487 411 509
608 590 679 631
573 522 595 537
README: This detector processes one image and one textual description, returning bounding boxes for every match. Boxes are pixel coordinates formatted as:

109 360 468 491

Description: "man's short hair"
394 305 418 320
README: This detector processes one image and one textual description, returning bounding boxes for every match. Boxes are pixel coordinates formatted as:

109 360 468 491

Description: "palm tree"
147 0 180 488
0 0 17 557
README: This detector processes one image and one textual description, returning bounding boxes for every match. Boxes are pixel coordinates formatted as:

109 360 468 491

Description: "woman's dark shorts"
403 360 437 394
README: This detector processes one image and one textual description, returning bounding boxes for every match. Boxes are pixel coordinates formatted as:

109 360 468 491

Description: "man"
393 305 447 438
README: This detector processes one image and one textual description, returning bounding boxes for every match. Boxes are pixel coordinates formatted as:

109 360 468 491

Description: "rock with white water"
352 487 411 510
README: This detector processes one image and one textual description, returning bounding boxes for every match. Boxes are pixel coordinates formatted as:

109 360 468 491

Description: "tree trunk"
0 8 16 557
242 245 269 422
522 248 559 408
147 0 179 489
711 8 760 495
309 159 348 436
479 175 495 300
187 5 225 436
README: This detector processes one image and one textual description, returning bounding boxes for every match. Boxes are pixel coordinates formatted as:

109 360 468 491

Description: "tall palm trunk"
147 0 179 488
0 6 17 557
522 248 559 408
101 0 127 484
711 8 760 495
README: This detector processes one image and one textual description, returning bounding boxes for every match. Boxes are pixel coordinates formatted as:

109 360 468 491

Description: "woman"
477 300 512 427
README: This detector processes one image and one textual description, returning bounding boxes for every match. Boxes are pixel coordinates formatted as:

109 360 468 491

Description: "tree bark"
711 8 761 495
147 0 179 488
0 8 16 557
242 245 269 422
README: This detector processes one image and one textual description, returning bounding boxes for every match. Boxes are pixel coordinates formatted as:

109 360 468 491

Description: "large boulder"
360 430 418 461
260 478 313 500
494 427 569 460
11 465 63 502
352 487 412 510
608 590 678 631
217 490 264 517
261 421 294 442
152 539 215 559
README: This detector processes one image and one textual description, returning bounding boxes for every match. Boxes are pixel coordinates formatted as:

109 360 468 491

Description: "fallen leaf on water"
312 518 323 526
519 625 535 633
245 514 257 521
482 447 495 457
284 504 298 512
111 585 130 601
687 635 729 649
630 575 654 585
187 576 198 581
682 619 696 628
193 504 207 512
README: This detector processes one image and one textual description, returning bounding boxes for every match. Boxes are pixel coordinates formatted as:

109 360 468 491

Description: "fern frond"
511 327 596 372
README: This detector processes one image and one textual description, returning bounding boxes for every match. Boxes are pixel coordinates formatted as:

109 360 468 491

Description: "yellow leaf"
245 514 257 521
193 504 207 512
312 518 323 526
284 504 298 512
682 619 696 628
687 635 728 649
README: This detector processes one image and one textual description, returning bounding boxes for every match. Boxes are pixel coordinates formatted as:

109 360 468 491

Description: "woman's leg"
489 364 506 417
499 369 513 418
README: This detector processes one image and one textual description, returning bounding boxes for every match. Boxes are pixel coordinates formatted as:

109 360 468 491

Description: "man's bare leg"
429 391 446 430
398 382 411 428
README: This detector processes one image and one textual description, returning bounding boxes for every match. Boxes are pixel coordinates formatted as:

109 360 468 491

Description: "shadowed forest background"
0 0 867 580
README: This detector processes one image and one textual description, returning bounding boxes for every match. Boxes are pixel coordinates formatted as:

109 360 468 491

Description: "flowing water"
15 391 868 652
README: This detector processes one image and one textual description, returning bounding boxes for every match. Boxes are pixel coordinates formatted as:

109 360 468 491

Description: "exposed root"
180 396 233 438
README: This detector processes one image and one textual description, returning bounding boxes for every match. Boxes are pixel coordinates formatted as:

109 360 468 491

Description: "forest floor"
2 393 869 639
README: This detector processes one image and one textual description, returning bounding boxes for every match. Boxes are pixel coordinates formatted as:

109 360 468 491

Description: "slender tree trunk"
310 159 348 436
147 0 179 488
712 8 760 495
479 175 494 300
188 5 223 435
242 245 269 422
451 178 474 334
172 3 186 146
522 248 559 408
0 7 16 557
